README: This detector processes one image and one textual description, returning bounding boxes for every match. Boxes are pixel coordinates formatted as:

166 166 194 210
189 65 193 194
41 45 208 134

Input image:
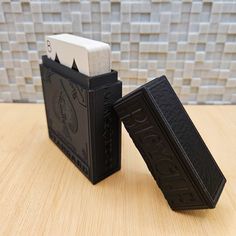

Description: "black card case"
40 56 122 184
114 75 226 210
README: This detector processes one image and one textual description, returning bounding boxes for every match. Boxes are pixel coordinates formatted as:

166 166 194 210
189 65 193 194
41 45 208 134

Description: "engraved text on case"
116 93 203 208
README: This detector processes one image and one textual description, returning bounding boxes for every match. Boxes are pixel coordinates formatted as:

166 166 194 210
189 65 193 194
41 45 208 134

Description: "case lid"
114 75 226 210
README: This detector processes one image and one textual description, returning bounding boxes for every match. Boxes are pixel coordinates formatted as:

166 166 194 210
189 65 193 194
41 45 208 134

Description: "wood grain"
0 103 235 236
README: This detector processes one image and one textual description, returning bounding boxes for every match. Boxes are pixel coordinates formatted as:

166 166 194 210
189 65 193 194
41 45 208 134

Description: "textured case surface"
114 76 226 210
40 56 122 184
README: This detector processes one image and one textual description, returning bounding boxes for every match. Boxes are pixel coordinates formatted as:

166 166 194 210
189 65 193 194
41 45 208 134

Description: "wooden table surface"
0 103 235 236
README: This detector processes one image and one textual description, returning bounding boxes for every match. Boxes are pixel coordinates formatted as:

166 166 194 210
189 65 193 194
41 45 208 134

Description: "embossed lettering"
103 90 113 170
118 95 201 207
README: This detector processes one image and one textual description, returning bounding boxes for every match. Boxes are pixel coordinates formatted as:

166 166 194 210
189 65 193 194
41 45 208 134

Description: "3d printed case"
40 56 122 184
114 76 226 210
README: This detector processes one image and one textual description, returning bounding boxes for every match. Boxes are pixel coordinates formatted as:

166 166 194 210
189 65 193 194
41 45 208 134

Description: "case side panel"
90 81 122 184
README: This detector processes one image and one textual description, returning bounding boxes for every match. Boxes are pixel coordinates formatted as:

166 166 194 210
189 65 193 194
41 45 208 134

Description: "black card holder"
40 56 122 184
114 76 226 210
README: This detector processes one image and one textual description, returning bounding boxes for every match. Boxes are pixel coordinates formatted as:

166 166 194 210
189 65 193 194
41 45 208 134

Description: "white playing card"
45 34 111 77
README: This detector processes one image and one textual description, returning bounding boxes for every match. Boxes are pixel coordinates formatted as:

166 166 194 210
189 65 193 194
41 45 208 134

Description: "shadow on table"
97 167 227 220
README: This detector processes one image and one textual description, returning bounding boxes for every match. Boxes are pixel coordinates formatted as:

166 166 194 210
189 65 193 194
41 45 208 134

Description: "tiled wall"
0 0 236 104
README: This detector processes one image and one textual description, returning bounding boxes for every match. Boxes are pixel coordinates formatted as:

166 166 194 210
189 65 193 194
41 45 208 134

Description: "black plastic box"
114 76 226 210
40 56 122 184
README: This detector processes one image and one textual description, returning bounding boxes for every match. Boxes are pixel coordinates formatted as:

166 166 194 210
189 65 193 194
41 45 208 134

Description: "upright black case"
40 56 122 184
114 76 226 210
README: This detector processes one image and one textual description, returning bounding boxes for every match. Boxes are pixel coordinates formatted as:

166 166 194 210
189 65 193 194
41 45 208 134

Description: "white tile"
0 1 235 104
